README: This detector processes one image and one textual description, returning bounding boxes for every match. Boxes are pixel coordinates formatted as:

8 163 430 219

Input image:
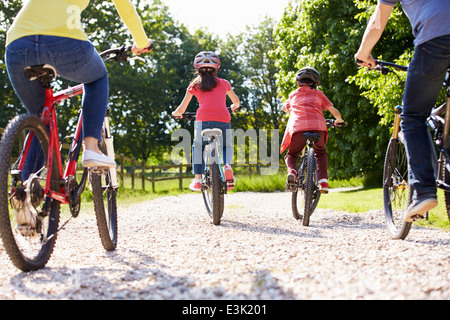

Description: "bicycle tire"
302 148 320 226
383 136 412 240
90 134 118 251
210 163 224 225
0 114 61 271
441 154 450 222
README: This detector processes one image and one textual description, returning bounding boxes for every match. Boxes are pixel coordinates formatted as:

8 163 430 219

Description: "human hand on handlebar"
132 40 154 55
230 104 240 112
354 52 377 69
172 110 184 119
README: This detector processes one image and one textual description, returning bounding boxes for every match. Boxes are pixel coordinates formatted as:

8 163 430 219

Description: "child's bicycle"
287 119 346 226
365 59 450 239
0 45 148 271
178 109 235 226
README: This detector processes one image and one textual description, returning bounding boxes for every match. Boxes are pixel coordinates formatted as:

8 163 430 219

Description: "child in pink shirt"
173 51 240 192
281 67 344 193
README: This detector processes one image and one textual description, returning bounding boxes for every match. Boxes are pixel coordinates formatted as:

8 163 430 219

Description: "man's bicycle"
0 45 145 271
178 110 235 226
288 119 346 226
369 60 450 239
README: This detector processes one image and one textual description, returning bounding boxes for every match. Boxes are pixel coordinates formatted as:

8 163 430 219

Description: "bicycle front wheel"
292 150 321 226
383 136 412 240
90 137 118 251
202 163 224 225
0 114 61 271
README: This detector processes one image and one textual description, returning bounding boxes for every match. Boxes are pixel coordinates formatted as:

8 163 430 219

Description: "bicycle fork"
102 114 119 189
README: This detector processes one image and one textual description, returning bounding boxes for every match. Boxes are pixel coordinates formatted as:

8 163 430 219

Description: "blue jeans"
401 35 450 201
5 35 108 141
193 121 233 175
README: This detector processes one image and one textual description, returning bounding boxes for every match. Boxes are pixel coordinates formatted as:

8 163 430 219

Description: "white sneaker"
82 150 116 168
404 198 438 222
12 197 36 228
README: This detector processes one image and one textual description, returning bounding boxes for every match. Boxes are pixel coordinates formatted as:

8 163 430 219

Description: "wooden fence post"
179 164 183 190
120 154 124 188
151 166 155 192
141 160 146 191
131 158 135 190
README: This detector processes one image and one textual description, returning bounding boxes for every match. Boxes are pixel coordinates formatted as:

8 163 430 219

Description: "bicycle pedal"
410 214 425 222
89 167 109 175
285 183 297 192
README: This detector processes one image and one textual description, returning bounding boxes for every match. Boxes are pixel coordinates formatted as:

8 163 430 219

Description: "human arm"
172 90 193 118
354 2 394 68
112 0 153 54
227 88 240 112
328 106 344 124
282 103 290 114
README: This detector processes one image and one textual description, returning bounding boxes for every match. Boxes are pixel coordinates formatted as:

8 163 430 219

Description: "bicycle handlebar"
326 119 347 128
99 43 154 63
355 58 408 75
177 107 237 120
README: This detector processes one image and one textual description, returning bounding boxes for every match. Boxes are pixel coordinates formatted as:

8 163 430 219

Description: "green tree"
274 0 413 179
0 0 24 128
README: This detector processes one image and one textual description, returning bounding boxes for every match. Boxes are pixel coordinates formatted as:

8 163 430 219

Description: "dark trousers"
285 130 328 181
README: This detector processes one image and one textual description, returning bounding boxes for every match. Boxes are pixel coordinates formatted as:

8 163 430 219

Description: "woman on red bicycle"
5 0 153 168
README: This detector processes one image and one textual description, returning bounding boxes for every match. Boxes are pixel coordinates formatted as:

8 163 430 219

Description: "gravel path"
0 191 449 300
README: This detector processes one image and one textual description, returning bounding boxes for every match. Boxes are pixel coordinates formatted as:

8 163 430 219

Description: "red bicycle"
0 46 141 271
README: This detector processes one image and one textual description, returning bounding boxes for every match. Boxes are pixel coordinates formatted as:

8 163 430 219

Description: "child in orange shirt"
280 67 344 193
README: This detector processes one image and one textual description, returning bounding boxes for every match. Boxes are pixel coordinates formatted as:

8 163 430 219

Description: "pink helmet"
194 51 221 69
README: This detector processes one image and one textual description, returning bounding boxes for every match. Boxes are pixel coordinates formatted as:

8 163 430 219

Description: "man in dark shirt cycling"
355 0 450 222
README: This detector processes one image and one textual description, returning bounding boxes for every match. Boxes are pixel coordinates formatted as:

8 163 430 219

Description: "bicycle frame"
18 81 119 206
203 133 226 187
17 84 84 204
390 68 450 190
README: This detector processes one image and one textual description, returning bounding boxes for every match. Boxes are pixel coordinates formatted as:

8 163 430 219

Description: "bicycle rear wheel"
292 150 321 226
90 135 118 251
202 163 224 225
0 115 61 271
441 154 450 222
383 136 412 239
302 148 320 226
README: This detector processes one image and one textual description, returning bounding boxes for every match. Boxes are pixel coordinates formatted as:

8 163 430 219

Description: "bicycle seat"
303 132 321 142
201 128 222 138
24 64 57 84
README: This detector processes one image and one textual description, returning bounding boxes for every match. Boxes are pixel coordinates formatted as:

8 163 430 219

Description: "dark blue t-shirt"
380 0 450 46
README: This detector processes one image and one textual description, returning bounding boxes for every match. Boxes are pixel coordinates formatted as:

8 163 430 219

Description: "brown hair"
191 67 218 92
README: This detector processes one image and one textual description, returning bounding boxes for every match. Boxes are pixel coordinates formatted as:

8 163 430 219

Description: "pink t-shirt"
280 86 333 153
188 78 232 122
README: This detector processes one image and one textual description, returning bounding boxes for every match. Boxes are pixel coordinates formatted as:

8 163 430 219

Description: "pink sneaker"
319 182 329 194
189 179 202 192
224 164 235 191
287 169 297 184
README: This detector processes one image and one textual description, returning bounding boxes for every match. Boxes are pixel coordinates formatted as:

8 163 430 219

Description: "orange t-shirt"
280 86 333 153
188 78 231 123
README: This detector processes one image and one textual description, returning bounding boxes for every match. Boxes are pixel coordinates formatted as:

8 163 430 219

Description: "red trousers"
284 130 328 181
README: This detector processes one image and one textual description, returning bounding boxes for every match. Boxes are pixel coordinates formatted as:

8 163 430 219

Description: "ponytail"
191 67 218 92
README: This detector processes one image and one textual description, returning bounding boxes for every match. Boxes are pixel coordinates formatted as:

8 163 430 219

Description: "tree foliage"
0 0 422 179
274 0 414 178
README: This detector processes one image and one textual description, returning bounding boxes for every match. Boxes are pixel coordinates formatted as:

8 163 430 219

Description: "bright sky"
159 0 292 38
